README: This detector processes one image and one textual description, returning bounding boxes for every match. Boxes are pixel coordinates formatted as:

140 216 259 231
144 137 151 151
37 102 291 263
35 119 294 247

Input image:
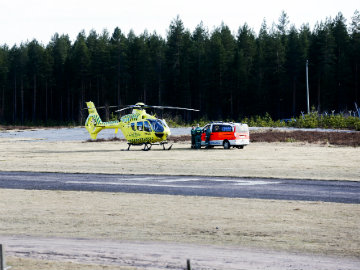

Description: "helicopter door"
137 122 143 131
144 121 151 132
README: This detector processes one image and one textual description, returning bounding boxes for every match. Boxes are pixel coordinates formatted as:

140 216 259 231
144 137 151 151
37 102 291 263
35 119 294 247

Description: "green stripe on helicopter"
129 137 151 144
121 113 140 123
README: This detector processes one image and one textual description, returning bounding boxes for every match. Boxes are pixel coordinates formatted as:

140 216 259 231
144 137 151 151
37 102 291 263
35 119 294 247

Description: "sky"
1 0 359 46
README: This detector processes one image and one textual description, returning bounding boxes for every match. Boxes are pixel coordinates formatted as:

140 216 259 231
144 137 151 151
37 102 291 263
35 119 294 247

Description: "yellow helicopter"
84 101 199 150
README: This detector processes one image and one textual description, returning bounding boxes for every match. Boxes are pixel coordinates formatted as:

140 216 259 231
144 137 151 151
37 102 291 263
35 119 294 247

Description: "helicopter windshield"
148 119 165 132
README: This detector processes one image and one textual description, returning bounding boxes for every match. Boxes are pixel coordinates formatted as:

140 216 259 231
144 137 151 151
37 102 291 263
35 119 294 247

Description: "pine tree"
350 10 360 104
71 31 90 122
311 20 336 111
49 33 71 121
332 13 351 109
27 40 44 123
236 23 256 116
110 27 127 106
147 33 166 105
190 22 209 112
0 46 9 122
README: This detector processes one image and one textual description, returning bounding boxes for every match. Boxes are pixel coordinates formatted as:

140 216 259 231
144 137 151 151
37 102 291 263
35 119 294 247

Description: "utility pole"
0 244 5 270
306 60 310 114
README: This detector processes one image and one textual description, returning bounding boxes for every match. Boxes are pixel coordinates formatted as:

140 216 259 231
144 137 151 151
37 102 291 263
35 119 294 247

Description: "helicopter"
84 101 199 150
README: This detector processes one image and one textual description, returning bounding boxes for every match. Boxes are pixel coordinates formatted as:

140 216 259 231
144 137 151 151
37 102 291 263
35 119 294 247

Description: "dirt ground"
0 135 359 269
250 129 360 146
3 235 359 270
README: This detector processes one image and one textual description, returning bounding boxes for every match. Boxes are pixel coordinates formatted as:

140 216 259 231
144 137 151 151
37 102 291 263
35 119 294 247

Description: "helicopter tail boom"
85 101 105 139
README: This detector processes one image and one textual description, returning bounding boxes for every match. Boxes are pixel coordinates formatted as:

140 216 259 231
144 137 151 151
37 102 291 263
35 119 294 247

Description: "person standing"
194 124 202 149
190 126 196 148
205 125 211 149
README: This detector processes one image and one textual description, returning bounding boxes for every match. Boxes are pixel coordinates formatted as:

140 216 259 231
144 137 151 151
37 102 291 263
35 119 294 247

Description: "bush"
240 112 360 131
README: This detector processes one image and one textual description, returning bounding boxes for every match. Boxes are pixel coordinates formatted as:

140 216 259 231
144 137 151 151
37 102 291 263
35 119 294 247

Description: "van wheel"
223 140 230 149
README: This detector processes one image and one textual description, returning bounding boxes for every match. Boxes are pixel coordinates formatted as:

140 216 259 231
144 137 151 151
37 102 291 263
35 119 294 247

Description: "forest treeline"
0 11 360 125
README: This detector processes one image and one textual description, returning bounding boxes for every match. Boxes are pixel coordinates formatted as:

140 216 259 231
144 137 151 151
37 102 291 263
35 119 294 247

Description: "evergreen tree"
190 22 209 112
49 33 71 120
0 13 359 125
236 23 256 116
110 27 127 106
71 31 90 121
0 46 9 122
311 20 336 111
350 10 360 104
27 40 44 122
147 32 166 105
165 16 191 107
332 13 351 109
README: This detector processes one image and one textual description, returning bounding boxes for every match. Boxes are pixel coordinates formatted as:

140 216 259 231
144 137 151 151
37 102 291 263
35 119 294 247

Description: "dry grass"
6 256 137 270
1 136 359 269
0 139 359 181
0 189 359 257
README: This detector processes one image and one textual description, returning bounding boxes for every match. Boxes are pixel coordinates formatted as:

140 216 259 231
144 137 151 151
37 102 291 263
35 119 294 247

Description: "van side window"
212 125 220 132
137 121 143 131
203 125 210 133
221 125 232 132
131 122 136 131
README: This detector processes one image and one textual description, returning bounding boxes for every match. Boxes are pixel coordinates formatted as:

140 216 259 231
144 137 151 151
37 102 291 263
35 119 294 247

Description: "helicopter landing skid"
160 141 173 150
126 141 173 151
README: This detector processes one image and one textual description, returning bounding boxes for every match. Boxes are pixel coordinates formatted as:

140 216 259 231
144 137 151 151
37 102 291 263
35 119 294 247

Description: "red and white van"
201 122 250 149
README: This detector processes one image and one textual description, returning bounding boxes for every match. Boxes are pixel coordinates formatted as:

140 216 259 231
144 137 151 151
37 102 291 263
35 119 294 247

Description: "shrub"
240 112 359 131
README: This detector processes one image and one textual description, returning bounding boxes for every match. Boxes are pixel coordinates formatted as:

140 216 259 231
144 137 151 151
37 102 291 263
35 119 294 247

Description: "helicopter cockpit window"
137 121 143 131
131 122 136 131
148 119 164 132
144 121 151 132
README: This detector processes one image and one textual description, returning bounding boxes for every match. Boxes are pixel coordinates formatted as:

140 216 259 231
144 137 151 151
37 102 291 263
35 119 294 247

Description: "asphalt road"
0 171 359 203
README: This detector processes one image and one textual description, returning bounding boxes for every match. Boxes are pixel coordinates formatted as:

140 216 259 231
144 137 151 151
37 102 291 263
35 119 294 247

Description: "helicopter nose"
155 131 170 140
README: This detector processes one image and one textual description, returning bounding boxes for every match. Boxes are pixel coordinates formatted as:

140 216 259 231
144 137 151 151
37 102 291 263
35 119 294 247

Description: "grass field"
0 189 359 257
0 139 359 181
0 137 359 269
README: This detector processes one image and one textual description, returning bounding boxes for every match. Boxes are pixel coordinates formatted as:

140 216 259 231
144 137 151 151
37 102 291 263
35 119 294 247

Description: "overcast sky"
1 0 359 46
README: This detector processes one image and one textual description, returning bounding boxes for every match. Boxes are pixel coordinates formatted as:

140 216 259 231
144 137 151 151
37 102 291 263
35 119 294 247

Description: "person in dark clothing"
205 126 211 148
190 126 196 148
194 124 202 149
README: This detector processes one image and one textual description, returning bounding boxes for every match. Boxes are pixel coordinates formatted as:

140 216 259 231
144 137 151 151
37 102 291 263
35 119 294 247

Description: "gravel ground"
2 235 359 270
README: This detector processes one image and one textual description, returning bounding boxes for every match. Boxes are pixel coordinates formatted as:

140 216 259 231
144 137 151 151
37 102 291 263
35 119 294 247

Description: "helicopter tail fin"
85 101 104 140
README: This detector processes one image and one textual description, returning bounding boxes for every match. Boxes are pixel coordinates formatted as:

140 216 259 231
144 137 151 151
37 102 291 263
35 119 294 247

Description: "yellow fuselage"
85 102 171 144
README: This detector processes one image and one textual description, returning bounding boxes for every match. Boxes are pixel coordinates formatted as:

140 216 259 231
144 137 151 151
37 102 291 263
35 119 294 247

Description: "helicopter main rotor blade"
145 105 200 112
115 106 140 112
82 105 119 110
